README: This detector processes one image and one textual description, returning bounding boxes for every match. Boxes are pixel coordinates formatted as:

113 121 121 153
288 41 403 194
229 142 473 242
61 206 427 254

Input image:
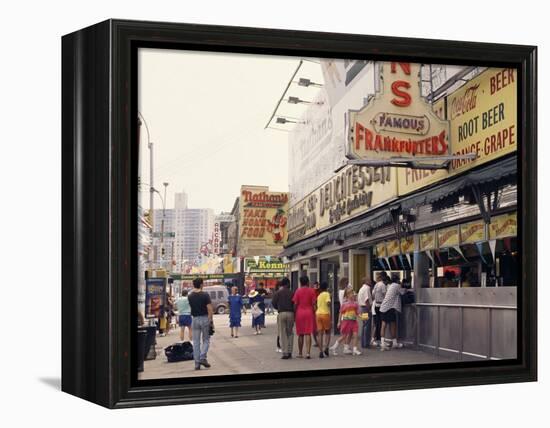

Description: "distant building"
151 189 214 270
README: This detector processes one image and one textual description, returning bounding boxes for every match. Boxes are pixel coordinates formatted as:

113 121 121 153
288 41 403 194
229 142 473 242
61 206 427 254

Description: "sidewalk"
140 312 452 380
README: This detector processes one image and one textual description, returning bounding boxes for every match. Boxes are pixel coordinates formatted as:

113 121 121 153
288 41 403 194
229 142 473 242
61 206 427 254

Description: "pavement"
139 312 453 380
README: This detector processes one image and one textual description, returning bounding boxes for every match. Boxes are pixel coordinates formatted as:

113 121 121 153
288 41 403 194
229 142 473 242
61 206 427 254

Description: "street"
140 312 453 380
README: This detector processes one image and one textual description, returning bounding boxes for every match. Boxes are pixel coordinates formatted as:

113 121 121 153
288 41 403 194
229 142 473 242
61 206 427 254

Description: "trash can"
143 325 157 360
137 329 148 372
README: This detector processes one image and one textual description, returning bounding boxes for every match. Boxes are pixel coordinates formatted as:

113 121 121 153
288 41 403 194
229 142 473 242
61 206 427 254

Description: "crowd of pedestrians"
165 271 409 370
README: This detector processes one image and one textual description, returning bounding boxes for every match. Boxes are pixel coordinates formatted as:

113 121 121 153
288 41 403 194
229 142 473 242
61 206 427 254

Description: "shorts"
381 308 398 323
178 315 192 327
316 314 331 331
340 319 358 335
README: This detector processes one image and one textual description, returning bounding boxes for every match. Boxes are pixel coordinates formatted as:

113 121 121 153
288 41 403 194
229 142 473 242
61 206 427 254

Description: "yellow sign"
419 231 436 251
398 67 517 195
375 241 387 258
239 185 289 256
287 165 397 244
348 62 450 161
489 212 517 239
400 236 415 253
460 220 486 244
386 239 401 256
438 226 460 248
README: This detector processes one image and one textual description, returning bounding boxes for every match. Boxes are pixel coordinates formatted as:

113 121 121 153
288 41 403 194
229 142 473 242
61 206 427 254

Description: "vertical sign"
145 277 166 318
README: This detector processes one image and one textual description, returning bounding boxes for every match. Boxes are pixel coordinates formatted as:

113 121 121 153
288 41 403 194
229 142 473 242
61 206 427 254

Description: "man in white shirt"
371 272 388 347
357 278 373 348
379 273 406 351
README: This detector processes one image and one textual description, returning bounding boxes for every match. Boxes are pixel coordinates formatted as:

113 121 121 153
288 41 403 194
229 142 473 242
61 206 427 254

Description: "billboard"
238 185 289 256
398 67 517 194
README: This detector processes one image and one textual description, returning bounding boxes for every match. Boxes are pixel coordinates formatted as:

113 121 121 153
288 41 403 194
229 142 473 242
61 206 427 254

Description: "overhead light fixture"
297 77 323 88
287 96 310 104
276 117 305 125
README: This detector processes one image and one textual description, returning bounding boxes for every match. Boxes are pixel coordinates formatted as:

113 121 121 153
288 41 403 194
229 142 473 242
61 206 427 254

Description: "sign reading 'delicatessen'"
287 166 396 244
239 186 289 256
399 67 517 194
348 62 451 161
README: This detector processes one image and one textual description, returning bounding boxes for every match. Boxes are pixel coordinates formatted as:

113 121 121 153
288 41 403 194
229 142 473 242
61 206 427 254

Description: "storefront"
244 256 289 293
283 64 518 359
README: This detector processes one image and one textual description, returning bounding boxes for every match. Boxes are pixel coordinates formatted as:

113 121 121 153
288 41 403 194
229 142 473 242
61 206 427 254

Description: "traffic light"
161 248 166 257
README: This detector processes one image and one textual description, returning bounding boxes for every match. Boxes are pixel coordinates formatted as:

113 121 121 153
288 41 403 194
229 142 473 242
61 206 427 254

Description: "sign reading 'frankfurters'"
347 62 450 160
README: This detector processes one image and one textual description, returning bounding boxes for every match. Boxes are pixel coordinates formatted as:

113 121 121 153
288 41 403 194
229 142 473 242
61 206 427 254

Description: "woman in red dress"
292 275 317 358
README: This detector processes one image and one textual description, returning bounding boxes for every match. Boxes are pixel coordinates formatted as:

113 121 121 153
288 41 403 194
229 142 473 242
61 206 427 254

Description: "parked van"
202 285 229 314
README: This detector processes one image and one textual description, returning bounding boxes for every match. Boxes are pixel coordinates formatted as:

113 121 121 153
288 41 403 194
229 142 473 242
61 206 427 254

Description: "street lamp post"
160 182 169 270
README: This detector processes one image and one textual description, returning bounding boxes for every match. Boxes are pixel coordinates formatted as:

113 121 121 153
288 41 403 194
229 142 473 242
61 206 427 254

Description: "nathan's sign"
489 212 517 239
419 231 436 252
399 67 517 195
239 185 289 255
438 226 460 248
460 220 486 244
287 165 397 244
348 62 450 160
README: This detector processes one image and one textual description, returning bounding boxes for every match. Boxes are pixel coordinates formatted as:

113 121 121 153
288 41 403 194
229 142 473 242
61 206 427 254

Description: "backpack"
164 341 194 362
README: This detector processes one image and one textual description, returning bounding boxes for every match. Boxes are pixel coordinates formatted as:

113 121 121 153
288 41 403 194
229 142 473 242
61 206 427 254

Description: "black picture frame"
62 19 537 408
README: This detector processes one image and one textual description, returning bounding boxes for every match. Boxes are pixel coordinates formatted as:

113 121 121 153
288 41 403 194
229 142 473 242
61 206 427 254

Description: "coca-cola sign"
449 84 479 120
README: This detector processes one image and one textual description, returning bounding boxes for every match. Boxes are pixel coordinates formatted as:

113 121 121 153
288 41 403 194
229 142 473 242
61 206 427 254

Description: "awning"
283 155 516 258
391 155 517 212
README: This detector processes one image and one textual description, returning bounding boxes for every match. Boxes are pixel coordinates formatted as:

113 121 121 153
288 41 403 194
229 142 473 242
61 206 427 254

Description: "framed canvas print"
62 19 537 408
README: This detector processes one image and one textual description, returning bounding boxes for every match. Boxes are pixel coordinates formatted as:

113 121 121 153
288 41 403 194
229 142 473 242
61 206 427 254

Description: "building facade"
151 190 215 271
283 62 518 361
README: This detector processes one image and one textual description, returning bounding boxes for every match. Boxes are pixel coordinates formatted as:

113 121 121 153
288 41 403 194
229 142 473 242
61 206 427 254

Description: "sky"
138 48 322 213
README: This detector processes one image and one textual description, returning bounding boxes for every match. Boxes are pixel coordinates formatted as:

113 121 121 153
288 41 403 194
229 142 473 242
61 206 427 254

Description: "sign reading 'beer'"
348 62 450 161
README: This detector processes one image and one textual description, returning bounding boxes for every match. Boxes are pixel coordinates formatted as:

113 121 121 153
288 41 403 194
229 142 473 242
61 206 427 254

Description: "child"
337 289 362 356
228 286 244 338
315 281 332 358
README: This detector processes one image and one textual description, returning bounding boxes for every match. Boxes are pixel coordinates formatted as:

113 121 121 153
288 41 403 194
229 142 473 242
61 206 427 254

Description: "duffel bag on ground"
164 341 194 362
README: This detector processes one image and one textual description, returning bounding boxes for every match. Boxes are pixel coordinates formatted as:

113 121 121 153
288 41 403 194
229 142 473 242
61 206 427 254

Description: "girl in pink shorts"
337 289 362 356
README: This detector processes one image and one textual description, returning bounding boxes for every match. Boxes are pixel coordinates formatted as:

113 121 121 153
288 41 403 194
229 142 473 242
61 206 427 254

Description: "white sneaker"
331 348 338 356
352 347 362 356
392 341 403 349
343 345 352 355
380 340 390 351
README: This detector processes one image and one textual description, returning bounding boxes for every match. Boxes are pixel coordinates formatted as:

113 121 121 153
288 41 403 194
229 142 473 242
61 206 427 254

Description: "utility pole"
160 182 169 270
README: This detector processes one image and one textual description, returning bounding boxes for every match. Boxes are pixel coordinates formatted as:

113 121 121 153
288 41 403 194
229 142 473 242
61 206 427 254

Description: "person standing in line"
188 278 214 370
228 286 243 338
357 277 373 348
379 273 405 351
292 275 317 359
248 290 265 335
272 277 295 359
371 272 388 347
175 289 193 342
315 281 332 358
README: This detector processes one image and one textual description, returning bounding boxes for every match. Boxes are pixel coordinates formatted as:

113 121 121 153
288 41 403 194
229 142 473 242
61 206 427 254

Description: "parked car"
202 285 229 314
